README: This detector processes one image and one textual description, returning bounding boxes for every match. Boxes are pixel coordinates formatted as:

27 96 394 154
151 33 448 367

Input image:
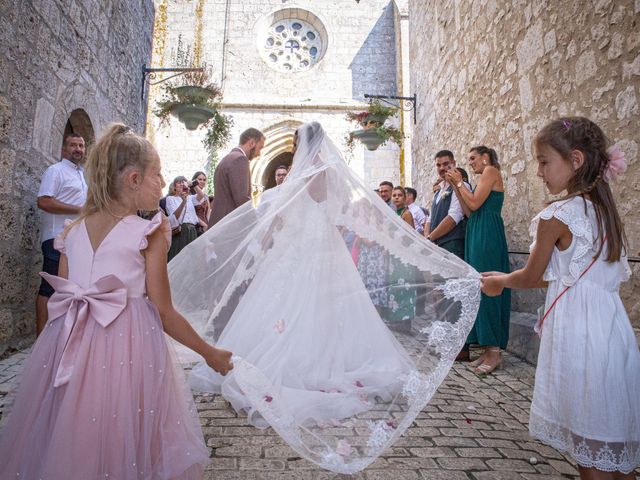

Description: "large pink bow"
40 273 128 387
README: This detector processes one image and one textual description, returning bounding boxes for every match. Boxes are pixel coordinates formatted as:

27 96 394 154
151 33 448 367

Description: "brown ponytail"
469 145 500 170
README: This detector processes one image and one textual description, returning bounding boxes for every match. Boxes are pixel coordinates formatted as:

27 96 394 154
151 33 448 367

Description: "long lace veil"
168 121 480 473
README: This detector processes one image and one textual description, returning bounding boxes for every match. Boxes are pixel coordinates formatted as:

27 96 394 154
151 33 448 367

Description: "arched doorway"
262 151 293 189
251 119 302 191
64 108 95 146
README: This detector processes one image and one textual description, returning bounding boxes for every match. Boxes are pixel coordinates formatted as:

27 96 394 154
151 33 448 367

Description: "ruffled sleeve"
53 219 76 254
529 197 596 286
619 255 632 283
140 212 172 251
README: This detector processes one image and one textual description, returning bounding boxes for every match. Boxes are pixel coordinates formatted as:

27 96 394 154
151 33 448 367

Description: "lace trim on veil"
232 274 480 474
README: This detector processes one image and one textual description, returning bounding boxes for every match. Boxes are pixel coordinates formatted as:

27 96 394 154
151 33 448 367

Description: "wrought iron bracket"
141 65 204 100
364 93 417 124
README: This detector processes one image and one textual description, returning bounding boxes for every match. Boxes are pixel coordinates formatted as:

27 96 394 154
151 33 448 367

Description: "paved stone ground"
5 349 637 480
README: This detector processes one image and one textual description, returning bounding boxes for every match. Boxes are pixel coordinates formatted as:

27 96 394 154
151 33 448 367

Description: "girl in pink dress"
0 124 233 479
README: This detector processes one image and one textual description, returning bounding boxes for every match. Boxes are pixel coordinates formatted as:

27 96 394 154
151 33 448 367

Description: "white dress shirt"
38 158 88 242
407 202 427 234
165 195 205 226
433 181 468 225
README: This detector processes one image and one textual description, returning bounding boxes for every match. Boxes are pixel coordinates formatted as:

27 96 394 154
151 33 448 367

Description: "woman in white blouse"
166 175 206 261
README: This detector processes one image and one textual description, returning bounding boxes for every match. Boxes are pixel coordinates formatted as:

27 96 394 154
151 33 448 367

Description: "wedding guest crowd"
166 175 207 261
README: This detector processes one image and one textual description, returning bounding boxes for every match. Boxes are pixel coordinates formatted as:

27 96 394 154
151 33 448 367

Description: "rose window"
259 18 325 72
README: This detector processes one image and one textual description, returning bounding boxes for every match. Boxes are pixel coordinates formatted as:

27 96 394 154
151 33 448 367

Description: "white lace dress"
529 196 640 474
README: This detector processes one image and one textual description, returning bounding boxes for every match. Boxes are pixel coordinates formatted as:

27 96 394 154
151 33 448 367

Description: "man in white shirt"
426 150 471 362
36 133 88 334
404 187 427 234
426 150 468 260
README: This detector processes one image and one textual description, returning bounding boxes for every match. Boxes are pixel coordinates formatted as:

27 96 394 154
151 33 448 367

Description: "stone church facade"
147 0 408 193
408 0 640 339
0 0 155 355
1 0 638 356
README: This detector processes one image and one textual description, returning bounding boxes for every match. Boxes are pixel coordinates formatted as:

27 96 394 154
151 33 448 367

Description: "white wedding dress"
189 186 414 427
169 122 480 473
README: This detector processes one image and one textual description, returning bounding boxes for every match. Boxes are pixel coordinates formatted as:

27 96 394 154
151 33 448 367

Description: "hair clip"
119 125 133 135
561 120 571 131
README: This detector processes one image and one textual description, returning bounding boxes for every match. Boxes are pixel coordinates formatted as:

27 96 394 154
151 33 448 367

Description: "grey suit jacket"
209 148 251 227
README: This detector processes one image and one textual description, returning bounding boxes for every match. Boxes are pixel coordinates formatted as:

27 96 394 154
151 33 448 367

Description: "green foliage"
206 150 219 195
152 83 233 155
152 35 233 156
203 110 233 154
344 100 402 151
367 101 397 119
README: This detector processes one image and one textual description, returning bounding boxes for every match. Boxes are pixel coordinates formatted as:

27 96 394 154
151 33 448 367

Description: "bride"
169 122 480 474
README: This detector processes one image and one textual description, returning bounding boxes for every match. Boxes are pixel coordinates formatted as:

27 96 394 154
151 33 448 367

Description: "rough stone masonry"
409 0 640 331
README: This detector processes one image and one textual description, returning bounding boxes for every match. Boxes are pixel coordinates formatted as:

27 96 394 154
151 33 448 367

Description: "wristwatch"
456 181 463 188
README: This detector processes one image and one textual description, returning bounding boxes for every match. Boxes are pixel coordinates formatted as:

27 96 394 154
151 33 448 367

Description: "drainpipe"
220 0 231 91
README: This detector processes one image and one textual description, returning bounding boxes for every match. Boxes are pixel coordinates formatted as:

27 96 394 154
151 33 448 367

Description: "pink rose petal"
336 439 352 456
273 319 285 333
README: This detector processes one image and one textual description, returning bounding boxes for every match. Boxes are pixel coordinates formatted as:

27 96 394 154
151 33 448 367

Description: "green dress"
465 191 511 348
385 207 417 332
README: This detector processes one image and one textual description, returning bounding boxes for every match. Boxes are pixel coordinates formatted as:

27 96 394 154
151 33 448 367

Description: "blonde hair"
82 123 156 218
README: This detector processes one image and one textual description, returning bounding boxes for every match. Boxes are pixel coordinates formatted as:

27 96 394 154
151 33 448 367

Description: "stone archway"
64 108 95 146
262 151 293 189
251 119 303 190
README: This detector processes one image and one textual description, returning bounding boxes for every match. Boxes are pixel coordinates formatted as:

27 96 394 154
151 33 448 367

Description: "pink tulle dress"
0 213 209 479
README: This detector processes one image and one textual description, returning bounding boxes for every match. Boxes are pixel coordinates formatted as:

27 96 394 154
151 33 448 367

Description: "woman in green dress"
447 146 511 375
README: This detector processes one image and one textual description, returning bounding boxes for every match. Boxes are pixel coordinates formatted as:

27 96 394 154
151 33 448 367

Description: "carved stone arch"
251 119 304 190
53 80 102 156
64 108 95 147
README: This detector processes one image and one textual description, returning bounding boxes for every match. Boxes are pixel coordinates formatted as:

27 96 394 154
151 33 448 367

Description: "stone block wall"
409 0 640 326
148 0 401 190
0 0 155 356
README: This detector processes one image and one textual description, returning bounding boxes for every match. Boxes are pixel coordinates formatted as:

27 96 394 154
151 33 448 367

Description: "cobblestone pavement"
1 349 637 480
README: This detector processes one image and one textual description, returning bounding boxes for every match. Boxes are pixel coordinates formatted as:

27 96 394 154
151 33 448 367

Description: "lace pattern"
529 198 596 286
530 411 640 474
336 211 476 280
170 122 483 474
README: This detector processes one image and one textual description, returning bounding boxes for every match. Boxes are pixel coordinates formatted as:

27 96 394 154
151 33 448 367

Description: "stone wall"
409 0 640 327
0 0 155 356
148 0 402 191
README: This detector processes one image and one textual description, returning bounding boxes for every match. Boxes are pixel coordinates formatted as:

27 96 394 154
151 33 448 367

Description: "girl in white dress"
481 117 639 479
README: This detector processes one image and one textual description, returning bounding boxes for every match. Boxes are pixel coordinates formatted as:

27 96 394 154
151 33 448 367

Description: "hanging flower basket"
345 101 402 152
350 128 385 151
173 85 217 103
170 104 216 131
153 76 233 154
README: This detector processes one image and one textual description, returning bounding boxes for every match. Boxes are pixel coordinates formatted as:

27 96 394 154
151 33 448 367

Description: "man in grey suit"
209 128 265 227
